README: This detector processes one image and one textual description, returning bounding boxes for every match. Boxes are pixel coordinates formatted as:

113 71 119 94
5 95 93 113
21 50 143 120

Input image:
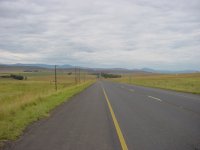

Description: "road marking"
148 96 162 102
129 89 134 92
102 87 128 150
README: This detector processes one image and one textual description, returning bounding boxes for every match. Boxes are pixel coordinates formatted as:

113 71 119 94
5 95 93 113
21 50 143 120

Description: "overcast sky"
0 0 200 70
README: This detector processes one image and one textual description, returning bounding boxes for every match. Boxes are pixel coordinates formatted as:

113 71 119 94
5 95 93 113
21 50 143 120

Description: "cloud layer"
0 0 200 70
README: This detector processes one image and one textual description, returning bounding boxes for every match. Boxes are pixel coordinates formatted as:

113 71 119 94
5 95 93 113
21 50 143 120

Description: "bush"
0 75 11 78
101 73 121 78
10 74 24 80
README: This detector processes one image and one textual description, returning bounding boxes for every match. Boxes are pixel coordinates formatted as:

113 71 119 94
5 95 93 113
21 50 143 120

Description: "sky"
0 0 200 70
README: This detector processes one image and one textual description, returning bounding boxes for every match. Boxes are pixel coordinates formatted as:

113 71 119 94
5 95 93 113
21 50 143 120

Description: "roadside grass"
113 73 200 94
0 72 95 146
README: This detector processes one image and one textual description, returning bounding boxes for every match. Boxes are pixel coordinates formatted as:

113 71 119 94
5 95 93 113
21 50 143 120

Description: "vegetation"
0 74 26 80
112 73 200 94
0 71 95 145
10 74 25 80
101 73 121 78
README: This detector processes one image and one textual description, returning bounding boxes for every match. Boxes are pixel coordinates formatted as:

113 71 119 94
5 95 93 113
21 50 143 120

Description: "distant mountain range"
0 63 199 74
140 68 199 74
3 63 73 69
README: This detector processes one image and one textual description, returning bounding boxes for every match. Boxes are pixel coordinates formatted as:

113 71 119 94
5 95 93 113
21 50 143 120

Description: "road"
4 81 200 150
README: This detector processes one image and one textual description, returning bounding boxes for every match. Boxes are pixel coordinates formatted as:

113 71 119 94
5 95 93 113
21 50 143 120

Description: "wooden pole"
79 68 80 83
75 67 76 84
55 65 57 91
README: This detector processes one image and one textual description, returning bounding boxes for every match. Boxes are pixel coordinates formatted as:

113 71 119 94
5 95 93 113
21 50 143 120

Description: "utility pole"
79 68 80 83
84 71 86 82
75 67 77 84
55 65 57 91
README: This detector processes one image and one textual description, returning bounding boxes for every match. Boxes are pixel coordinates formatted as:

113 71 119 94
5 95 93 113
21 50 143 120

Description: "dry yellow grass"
113 73 200 94
0 71 96 143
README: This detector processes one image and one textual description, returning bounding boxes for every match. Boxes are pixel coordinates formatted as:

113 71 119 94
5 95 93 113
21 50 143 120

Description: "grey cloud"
0 0 200 70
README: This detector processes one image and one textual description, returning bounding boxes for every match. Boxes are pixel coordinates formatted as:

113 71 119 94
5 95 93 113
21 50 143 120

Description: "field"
0 71 96 145
112 73 200 94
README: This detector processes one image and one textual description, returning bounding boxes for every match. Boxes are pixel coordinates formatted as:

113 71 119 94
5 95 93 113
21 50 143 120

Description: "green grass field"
113 73 200 94
0 71 96 146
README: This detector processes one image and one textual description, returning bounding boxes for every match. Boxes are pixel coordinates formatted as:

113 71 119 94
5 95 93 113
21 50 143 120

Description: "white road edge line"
129 89 135 92
148 96 162 102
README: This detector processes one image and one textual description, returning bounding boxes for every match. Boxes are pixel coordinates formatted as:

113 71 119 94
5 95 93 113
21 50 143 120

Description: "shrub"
10 74 24 80
101 73 121 78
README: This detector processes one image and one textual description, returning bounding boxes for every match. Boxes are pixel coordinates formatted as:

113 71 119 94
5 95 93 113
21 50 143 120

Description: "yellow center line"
102 86 128 150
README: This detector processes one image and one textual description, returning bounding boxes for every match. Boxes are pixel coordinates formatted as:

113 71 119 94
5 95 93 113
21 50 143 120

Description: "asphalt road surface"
4 81 200 150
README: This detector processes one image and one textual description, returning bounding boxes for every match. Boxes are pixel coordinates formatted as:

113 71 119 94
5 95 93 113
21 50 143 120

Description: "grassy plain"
113 73 200 94
0 71 95 145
